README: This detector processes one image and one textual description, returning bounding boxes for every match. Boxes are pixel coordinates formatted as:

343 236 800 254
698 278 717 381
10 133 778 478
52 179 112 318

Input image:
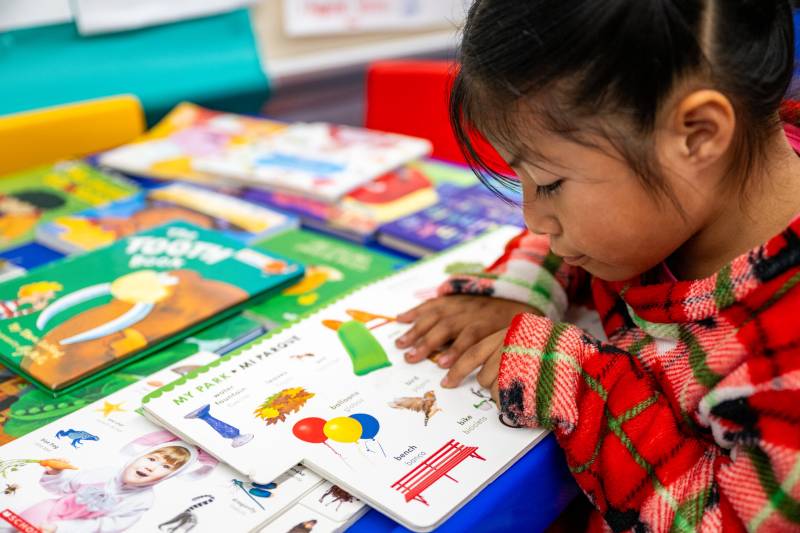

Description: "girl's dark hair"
451 0 797 200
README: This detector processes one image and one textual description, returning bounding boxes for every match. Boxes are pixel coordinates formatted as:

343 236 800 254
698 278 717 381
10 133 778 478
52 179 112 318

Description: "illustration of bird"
389 391 442 426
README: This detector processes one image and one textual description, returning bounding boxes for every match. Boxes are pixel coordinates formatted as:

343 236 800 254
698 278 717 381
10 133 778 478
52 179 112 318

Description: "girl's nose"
524 209 561 237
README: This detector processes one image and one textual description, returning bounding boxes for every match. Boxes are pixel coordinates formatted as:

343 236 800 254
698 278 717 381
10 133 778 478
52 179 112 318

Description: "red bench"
391 439 485 506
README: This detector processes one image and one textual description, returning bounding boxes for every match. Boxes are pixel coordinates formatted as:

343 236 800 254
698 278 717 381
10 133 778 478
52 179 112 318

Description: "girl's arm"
39 470 79 495
439 229 590 321
500 313 797 532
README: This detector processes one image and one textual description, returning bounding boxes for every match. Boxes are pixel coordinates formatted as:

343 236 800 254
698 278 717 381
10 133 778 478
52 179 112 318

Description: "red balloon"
292 417 328 444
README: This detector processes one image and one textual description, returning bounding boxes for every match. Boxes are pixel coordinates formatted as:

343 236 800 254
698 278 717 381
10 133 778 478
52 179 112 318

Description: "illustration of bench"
391 439 485 506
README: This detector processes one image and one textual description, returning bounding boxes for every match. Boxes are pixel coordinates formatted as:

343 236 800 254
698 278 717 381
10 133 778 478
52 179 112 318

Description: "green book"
0 161 138 252
246 229 407 327
0 222 302 394
0 312 265 443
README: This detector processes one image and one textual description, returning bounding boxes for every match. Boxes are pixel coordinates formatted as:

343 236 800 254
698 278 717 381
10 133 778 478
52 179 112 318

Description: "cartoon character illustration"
21 269 247 389
185 404 253 447
55 429 99 448
0 282 63 320
322 309 395 376
389 391 442 426
319 485 355 511
287 520 317 533
0 190 66 244
282 265 343 306
253 387 315 426
2 431 216 533
157 494 215 533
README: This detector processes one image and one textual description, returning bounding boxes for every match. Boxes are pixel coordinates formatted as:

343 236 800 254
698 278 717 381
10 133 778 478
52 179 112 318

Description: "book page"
144 227 545 531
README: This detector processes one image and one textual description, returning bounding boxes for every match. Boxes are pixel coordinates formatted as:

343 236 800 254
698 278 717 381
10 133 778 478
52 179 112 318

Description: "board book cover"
0 161 138 253
246 229 407 327
0 313 266 445
193 122 433 202
97 102 288 185
36 183 298 255
0 350 366 533
243 165 438 243
142 227 546 532
378 183 526 257
0 222 303 395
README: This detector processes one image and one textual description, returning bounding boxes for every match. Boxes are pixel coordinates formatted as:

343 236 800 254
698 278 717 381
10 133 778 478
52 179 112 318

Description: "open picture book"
0 350 366 533
142 226 547 532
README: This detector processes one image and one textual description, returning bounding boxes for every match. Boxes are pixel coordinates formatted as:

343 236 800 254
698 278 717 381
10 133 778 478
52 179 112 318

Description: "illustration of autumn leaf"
254 387 315 425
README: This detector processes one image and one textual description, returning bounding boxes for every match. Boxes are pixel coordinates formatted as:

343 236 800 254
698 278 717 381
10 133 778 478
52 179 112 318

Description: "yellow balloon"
323 417 362 443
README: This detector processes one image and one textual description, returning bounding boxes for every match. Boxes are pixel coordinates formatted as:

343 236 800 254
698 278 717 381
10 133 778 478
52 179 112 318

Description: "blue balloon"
349 413 380 440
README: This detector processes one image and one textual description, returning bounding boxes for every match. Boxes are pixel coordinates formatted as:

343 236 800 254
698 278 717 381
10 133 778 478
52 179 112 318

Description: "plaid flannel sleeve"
498 312 800 532
438 230 589 321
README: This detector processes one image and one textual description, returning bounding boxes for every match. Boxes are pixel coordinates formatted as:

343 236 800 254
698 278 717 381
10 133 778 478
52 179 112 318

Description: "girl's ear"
670 90 736 169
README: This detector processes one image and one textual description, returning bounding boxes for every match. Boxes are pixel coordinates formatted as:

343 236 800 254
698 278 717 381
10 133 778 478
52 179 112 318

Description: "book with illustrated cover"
0 350 366 533
243 165 438 243
0 222 302 394
36 184 298 255
97 102 288 184
0 161 138 253
0 313 267 445
246 229 407 327
142 227 546 532
378 183 526 257
194 122 433 202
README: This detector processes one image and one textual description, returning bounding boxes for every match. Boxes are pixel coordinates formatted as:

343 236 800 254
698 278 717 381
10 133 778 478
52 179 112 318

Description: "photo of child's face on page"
121 447 189 486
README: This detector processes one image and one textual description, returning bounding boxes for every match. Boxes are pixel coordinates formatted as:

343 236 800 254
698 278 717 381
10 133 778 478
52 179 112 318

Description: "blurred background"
0 0 468 125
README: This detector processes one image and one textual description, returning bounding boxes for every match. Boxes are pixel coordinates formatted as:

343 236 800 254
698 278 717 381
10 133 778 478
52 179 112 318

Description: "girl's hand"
396 295 536 368
441 329 505 403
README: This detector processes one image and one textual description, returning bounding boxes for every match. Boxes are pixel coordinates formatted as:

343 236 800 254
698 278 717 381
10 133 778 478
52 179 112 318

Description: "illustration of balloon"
323 417 362 443
349 413 379 439
349 413 386 457
292 417 327 444
292 417 352 468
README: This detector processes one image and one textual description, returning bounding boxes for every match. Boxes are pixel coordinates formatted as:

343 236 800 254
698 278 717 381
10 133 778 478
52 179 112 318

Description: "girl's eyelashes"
535 179 563 199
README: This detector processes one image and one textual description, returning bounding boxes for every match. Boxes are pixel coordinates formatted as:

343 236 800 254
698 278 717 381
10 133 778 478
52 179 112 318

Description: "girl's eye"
535 179 563 199
147 457 155 462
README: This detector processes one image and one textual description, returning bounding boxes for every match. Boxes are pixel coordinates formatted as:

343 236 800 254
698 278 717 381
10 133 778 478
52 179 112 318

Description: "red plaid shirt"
440 216 800 532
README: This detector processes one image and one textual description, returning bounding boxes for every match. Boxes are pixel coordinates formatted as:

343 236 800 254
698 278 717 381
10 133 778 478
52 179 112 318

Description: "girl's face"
501 131 710 282
121 453 178 486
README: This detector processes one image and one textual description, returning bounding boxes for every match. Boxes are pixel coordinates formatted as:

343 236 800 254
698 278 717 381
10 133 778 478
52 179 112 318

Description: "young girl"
8 431 215 533
397 1 800 531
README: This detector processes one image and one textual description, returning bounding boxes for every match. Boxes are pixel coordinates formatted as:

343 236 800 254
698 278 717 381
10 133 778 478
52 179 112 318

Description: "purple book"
377 183 525 257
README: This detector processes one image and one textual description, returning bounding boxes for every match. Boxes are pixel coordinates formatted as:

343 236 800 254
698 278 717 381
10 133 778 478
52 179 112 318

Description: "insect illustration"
4 483 18 495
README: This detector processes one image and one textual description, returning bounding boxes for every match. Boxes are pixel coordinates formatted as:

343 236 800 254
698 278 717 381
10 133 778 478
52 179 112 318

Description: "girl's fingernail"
405 349 416 361
437 355 451 367
440 376 451 387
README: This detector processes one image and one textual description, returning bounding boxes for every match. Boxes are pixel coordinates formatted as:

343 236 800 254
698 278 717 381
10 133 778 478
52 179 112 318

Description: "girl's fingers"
476 351 502 389
439 325 488 368
395 311 439 349
441 334 498 388
406 320 460 363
